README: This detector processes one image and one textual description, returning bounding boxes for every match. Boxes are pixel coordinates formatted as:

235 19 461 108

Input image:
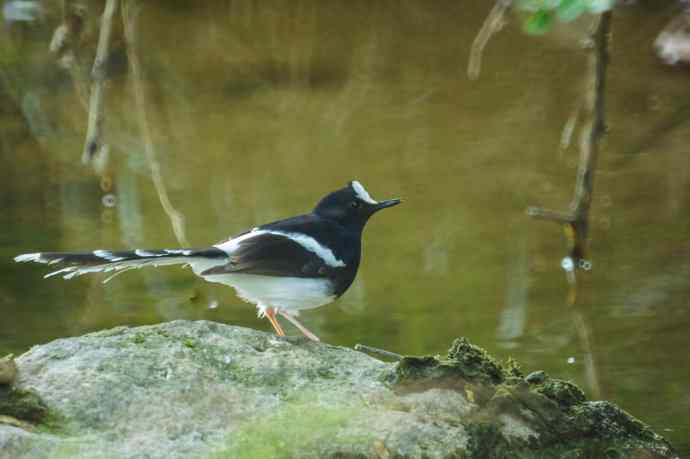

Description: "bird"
14 180 401 342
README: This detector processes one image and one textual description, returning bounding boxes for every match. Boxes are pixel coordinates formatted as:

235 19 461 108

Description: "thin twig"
122 0 189 247
81 0 118 165
354 344 403 361
526 207 573 223
468 0 512 80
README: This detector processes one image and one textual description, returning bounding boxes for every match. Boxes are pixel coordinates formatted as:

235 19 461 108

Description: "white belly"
202 272 335 315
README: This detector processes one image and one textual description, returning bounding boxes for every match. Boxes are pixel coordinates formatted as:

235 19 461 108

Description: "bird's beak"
373 198 401 211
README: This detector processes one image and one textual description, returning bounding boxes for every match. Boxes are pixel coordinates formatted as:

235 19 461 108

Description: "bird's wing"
203 231 336 278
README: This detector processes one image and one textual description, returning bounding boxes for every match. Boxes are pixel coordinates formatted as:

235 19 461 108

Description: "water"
1 1 689 453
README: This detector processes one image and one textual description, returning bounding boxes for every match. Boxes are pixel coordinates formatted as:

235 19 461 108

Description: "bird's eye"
351 201 361 209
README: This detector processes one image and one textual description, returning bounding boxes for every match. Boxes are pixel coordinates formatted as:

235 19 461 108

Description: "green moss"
183 338 197 349
0 385 49 424
447 338 505 384
536 378 585 409
394 338 507 387
131 333 146 345
209 398 370 459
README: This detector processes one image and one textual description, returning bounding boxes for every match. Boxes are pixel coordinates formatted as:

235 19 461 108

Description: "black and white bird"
14 180 400 341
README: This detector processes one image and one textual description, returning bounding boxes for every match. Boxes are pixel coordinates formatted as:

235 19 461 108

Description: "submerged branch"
468 0 512 80
122 0 189 247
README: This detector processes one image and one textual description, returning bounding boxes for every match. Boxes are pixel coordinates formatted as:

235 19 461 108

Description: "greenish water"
1 0 689 454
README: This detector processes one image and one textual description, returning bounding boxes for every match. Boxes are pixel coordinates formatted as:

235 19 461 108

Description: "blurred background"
1 0 689 453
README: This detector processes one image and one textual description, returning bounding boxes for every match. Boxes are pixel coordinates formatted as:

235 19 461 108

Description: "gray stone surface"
0 320 679 459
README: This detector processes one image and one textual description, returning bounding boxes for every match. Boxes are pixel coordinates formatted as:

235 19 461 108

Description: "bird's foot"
264 307 286 336
277 310 320 342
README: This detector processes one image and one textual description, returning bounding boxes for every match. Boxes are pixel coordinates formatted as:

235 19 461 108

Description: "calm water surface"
1 1 689 454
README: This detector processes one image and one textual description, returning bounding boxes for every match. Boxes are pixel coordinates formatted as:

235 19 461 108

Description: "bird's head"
313 180 400 230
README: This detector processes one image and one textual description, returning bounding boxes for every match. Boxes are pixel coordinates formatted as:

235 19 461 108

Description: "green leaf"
523 10 554 35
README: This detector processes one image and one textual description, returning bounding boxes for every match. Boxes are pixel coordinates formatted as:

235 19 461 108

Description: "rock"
0 321 679 459
0 355 17 385
525 370 546 385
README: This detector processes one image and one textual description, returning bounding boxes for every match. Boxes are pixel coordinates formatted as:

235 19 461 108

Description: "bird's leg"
264 307 285 336
277 310 320 342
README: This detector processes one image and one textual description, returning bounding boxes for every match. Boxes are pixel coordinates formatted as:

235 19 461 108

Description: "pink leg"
265 307 285 336
277 310 320 342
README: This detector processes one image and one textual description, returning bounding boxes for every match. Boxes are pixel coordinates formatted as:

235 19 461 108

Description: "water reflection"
0 1 689 454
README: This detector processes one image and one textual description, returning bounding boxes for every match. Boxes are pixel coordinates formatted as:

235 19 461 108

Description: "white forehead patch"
351 180 377 204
